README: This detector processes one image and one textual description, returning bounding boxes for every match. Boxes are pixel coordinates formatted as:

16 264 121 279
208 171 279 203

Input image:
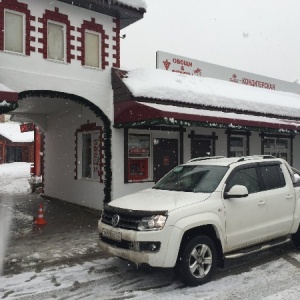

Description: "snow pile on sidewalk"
0 163 32 275
0 163 31 194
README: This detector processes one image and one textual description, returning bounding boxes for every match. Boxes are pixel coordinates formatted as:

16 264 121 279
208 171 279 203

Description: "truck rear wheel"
292 226 300 248
177 235 217 286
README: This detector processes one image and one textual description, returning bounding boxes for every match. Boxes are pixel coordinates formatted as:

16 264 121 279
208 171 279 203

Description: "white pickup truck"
98 156 300 286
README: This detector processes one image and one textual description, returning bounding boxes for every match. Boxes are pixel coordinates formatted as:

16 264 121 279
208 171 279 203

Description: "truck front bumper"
98 222 181 268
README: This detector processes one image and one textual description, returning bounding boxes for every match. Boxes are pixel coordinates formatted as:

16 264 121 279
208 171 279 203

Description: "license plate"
102 228 122 242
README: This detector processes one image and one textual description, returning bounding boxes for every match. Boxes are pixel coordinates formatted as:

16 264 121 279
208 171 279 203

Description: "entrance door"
153 139 178 182
191 139 211 158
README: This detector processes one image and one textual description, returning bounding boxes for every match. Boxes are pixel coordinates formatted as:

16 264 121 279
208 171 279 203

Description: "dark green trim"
18 90 112 203
0 102 18 114
114 118 297 135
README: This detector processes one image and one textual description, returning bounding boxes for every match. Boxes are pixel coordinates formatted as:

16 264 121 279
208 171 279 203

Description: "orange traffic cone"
34 203 47 225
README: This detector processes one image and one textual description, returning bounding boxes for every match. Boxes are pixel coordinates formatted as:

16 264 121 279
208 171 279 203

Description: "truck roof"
185 155 284 167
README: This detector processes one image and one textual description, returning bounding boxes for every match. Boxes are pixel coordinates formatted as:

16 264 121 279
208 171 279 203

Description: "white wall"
44 106 105 210
0 0 116 119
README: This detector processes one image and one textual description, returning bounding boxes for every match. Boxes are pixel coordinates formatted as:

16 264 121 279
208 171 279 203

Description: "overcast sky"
120 0 300 83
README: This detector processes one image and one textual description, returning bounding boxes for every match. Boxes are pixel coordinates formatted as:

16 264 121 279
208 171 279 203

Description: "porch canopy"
112 68 300 132
58 0 146 29
0 83 18 114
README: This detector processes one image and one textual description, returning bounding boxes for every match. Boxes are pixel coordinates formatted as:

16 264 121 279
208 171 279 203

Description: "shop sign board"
20 123 35 132
156 51 300 94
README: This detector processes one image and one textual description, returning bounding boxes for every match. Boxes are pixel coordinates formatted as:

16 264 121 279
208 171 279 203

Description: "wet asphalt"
0 191 108 275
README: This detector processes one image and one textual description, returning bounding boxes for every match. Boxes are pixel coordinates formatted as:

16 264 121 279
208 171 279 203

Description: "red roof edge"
0 91 18 102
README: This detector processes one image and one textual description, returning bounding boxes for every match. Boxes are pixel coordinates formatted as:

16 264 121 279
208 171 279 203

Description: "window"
263 138 289 161
79 131 101 180
226 167 260 194
128 134 150 181
4 10 24 54
229 136 246 157
48 22 65 61
259 164 286 190
85 31 101 68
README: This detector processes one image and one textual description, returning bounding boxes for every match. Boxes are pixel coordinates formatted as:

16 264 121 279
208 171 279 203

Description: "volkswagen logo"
111 214 120 227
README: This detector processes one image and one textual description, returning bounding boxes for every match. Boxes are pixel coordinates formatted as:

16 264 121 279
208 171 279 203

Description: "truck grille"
101 205 167 231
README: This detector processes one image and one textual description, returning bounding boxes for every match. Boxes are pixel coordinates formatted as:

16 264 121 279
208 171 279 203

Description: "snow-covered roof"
117 0 147 10
123 69 300 119
0 83 14 92
0 101 9 107
0 122 34 143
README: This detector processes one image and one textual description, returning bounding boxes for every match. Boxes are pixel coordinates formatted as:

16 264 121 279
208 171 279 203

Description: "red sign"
20 123 35 132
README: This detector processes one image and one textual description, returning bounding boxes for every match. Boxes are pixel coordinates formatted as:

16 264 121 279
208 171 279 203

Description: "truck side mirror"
224 185 249 199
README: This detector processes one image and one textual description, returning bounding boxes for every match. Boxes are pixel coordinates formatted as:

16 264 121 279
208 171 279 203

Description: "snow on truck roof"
185 155 284 167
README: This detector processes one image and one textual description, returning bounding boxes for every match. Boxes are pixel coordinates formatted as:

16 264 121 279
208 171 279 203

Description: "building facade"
1 0 300 211
0 122 34 164
0 0 145 209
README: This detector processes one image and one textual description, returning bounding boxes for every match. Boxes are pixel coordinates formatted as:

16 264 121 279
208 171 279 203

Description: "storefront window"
229 136 246 157
263 138 289 161
128 134 150 181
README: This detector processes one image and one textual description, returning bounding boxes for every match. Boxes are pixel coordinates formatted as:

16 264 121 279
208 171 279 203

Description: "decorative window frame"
75 122 104 183
77 18 109 69
0 0 35 55
38 7 75 63
112 18 120 68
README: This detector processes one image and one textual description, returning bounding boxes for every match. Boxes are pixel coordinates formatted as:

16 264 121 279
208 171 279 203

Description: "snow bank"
0 163 31 195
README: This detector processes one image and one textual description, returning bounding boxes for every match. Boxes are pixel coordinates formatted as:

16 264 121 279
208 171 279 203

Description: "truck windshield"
153 165 228 193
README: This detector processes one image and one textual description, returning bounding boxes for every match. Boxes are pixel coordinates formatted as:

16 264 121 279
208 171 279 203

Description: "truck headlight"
138 215 167 231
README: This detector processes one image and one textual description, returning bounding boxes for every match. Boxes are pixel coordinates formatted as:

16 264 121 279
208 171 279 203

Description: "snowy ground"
1 249 300 299
0 163 101 276
2 163 300 299
0 163 31 275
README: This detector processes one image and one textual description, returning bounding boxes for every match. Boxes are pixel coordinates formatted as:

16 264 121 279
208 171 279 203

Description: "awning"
0 83 18 113
114 101 300 132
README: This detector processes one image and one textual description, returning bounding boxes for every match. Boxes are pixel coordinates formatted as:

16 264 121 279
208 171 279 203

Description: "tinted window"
226 167 260 194
259 164 285 190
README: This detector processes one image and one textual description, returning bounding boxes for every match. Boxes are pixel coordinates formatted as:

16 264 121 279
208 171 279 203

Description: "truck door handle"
258 200 266 206
286 195 293 200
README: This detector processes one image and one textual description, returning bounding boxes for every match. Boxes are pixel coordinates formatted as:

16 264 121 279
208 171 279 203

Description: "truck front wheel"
177 235 217 286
